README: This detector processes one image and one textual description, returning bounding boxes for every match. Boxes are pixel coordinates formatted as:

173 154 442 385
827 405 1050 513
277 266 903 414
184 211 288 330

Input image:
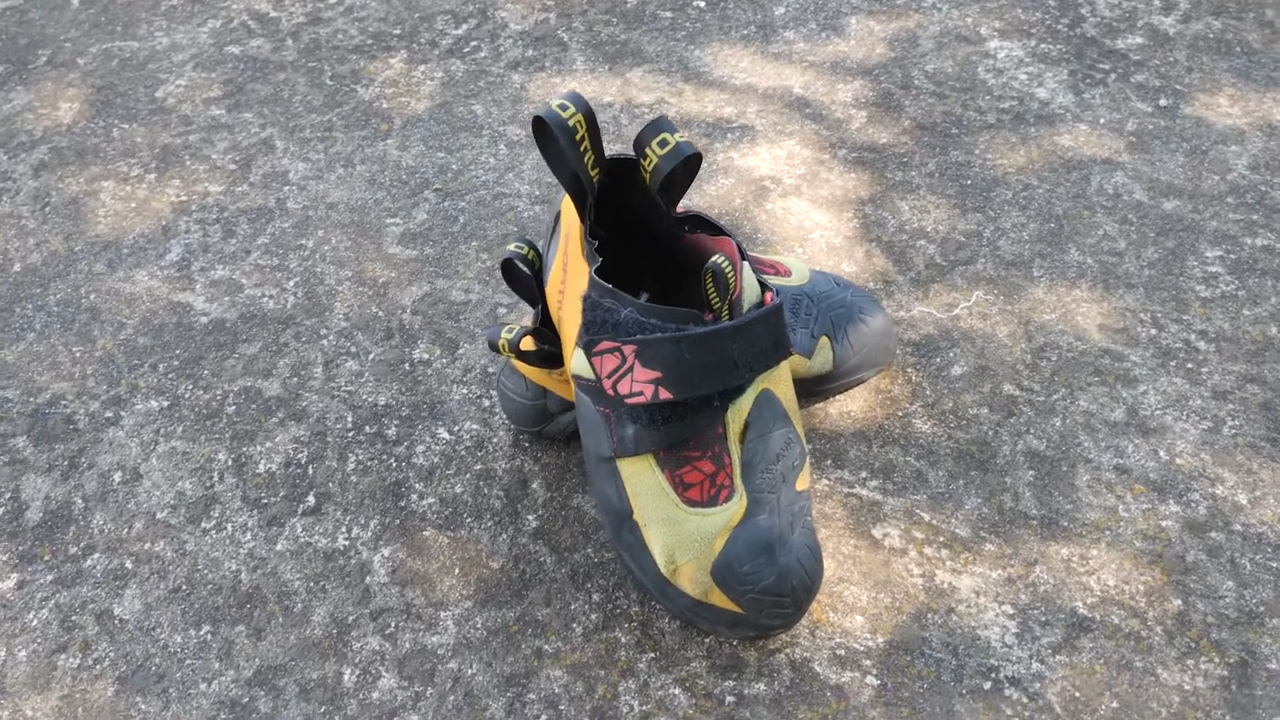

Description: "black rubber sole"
575 387 821 639
793 325 898 404
495 360 579 440
782 268 898 404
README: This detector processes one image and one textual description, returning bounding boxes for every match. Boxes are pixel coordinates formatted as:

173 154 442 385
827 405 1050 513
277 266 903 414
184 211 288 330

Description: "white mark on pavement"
903 291 997 319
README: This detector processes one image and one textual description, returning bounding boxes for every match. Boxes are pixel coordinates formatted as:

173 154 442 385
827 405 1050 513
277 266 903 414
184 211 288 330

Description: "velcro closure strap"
576 299 789 408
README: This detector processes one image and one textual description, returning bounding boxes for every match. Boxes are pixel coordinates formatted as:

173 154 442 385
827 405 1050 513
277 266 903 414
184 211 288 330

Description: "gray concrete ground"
2 0 1277 717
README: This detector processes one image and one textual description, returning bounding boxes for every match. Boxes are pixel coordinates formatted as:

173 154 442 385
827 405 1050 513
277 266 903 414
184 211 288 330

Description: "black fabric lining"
587 158 707 310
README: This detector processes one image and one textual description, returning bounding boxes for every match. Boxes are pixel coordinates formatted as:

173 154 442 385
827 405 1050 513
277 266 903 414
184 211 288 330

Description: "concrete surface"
2 0 1278 717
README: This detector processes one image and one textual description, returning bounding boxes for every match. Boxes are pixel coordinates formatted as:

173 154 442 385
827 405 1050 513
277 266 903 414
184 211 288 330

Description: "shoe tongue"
694 235 763 322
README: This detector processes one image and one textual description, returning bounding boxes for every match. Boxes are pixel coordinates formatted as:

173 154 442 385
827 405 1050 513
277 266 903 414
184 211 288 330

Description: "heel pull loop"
484 323 564 370
633 115 702 211
532 91 606 225
498 237 557 336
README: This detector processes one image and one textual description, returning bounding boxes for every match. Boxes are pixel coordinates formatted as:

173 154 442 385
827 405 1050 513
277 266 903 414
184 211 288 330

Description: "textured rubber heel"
792 281 898 404
794 329 897 403
495 360 578 440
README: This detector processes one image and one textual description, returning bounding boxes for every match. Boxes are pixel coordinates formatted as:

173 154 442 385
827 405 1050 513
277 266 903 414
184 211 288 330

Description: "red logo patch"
588 341 674 404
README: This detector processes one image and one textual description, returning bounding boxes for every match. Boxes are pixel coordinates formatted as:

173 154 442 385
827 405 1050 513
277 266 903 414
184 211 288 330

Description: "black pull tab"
633 115 702 210
531 91 605 225
498 236 560 341
499 237 547 314
484 323 564 370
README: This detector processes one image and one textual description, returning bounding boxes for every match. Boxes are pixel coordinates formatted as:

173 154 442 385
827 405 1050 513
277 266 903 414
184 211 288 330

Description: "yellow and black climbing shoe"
491 114 896 439
484 93 822 638
680 231 897 403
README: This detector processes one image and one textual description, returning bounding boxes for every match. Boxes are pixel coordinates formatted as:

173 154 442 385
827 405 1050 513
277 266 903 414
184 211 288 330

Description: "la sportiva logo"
639 130 690 184
550 98 601 184
506 241 540 270
496 324 521 358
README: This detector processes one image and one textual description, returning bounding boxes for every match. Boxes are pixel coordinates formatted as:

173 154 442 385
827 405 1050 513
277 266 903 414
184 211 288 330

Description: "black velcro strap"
576 300 789 408
484 323 563 370
633 115 702 210
532 91 605 225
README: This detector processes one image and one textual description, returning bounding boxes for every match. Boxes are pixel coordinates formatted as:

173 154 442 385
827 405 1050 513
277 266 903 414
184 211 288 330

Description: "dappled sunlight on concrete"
1188 86 1280 129
65 167 228 238
219 0 318 28
1045 653 1227 718
23 74 91 130
987 124 1132 173
2 331 105 393
1031 539 1177 621
402 528 506 605
9 680 122 719
1175 448 1280 535
884 192 963 236
743 192 891 282
1020 284 1126 342
899 282 1123 346
805 493 924 642
155 71 227 116
802 368 913 433
798 494 1179 668
705 44 855 95
363 54 441 120
526 69 752 127
703 44 908 147
108 270 239 323
359 254 435 307
700 133 894 282
782 12 922 67
492 0 553 32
